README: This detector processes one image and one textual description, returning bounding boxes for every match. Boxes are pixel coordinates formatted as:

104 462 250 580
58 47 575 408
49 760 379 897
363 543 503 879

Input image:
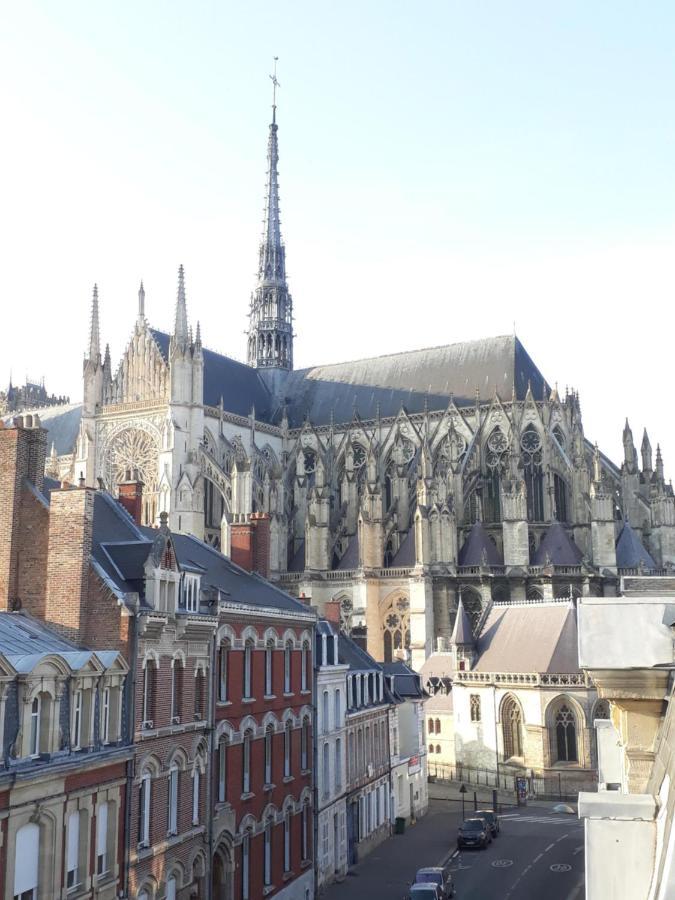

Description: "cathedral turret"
83 284 104 414
87 284 101 365
138 280 146 323
247 62 293 370
623 419 638 474
641 429 653 474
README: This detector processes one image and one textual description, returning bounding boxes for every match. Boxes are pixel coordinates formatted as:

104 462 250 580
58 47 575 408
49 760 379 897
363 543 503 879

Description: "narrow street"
322 798 585 900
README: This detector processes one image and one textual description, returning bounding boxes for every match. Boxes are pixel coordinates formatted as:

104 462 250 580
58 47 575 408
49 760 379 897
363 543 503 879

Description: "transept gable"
108 321 169 405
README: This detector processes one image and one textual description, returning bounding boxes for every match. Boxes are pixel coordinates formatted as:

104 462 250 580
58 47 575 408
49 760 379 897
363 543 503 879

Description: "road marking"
545 842 555 852
573 845 584 856
499 815 582 826
533 853 543 863
491 859 513 868
550 863 572 872
557 833 569 842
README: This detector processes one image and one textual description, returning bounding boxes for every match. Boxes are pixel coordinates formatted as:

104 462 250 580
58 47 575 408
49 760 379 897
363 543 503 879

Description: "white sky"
1 1 674 468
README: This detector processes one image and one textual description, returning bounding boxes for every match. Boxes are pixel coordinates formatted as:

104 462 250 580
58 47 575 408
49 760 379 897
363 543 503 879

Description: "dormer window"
30 697 40 757
181 574 201 612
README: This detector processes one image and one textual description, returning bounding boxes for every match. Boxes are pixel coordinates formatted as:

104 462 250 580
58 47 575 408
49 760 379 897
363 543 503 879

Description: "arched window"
284 640 293 693
96 801 110 876
284 720 293 777
243 640 254 700
428 718 435 735
264 817 273 886
484 428 508 522
334 689 342 728
66 809 81 890
283 811 291 872
166 876 177 900
553 473 569 523
521 425 544 521
322 690 330 734
501 696 523 760
194 670 205 719
322 742 330 798
381 595 410 663
14 822 39 900
171 657 183 722
435 744 441 755
218 641 229 702
242 730 252 794
242 827 252 900
435 718 441 733
593 699 610 721
301 717 310 771
192 764 201 825
168 764 179 835
265 639 274 696
470 695 481 723
142 658 156 725
335 738 342 790
139 770 152 847
29 696 41 756
301 641 310 691
429 743 434 753
265 725 274 785
554 704 578 762
218 737 228 803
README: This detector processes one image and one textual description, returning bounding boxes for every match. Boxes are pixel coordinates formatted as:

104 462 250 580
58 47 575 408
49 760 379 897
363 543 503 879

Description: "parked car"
457 817 491 850
475 808 500 837
406 884 443 900
414 865 456 898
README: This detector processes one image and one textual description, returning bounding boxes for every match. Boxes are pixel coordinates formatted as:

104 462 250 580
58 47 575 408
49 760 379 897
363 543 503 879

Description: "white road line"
573 845 584 856
557 833 569 842
533 853 543 863
545 842 555 852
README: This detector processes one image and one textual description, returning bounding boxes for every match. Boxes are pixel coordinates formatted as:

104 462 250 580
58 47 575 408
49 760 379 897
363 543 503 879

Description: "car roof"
476 809 496 814
417 868 443 874
463 818 485 824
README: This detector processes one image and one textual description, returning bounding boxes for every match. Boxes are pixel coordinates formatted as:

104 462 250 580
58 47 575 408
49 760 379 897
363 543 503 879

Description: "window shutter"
14 823 39 896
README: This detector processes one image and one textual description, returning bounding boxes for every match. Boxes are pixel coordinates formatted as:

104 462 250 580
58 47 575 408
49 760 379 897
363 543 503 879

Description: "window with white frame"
171 658 183 722
72 690 83 749
265 725 273 785
264 818 272 886
13 822 39 900
168 765 179 835
218 738 227 803
284 811 291 872
66 810 81 891
284 641 292 693
242 828 251 900
322 742 330 798
301 801 309 861
242 730 252 794
194 669 205 719
335 738 342 791
218 641 229 702
243 640 254 699
29 696 40 757
139 772 151 846
301 641 309 691
265 640 274 695
334 689 341 729
322 690 329 734
101 688 110 744
470 695 481 723
181 573 200 612
284 721 292 778
192 766 200 825
142 660 155 726
166 876 177 900
301 717 309 771
96 801 109 877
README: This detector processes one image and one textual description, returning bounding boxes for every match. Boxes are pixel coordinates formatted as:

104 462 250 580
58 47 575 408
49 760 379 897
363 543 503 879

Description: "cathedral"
23 97 675 670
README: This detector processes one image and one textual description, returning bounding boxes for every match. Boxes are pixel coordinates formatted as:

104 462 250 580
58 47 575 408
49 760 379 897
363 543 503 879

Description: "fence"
427 760 596 802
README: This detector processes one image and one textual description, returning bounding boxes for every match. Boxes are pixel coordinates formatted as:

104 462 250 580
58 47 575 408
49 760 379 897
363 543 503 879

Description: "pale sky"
2 1 674 467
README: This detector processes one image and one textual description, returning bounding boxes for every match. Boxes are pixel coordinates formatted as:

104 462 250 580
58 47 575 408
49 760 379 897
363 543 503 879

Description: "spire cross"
269 57 280 123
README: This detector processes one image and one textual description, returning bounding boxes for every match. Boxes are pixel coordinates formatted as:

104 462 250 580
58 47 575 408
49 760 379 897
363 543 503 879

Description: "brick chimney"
324 599 341 627
230 512 270 578
45 487 96 644
0 416 49 613
250 512 270 579
118 468 144 525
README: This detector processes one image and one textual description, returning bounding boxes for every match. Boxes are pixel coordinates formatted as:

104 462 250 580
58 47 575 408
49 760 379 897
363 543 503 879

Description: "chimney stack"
118 468 144 525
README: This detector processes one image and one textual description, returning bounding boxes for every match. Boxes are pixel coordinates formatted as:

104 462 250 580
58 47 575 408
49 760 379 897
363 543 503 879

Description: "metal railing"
428 760 596 801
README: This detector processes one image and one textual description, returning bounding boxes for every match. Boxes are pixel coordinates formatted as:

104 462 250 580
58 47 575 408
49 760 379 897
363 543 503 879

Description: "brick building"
0 414 316 900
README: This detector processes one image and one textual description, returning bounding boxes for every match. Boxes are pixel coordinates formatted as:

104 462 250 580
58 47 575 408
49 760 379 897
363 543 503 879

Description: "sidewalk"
321 799 462 899
429 778 577 812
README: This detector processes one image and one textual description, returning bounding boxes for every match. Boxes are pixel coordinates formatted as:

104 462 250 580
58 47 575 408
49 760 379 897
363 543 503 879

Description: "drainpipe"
124 598 140 900
312 657 319 894
206 620 217 900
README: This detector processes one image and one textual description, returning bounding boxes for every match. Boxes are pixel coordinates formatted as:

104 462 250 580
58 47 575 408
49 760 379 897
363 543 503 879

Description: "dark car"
457 817 491 850
475 808 500 837
414 865 455 898
406 884 443 900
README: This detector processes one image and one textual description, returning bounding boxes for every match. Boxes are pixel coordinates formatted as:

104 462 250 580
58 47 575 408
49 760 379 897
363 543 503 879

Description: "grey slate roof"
474 602 580 673
338 632 382 672
616 522 656 569
532 523 583 567
92 492 151 595
263 334 549 427
0 612 118 674
458 522 503 566
3 403 82 455
382 661 426 699
418 654 454 712
337 534 360 569
389 529 415 567
451 598 474 645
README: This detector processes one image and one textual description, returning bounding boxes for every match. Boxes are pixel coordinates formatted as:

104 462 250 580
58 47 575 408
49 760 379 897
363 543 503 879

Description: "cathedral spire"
138 280 146 321
174 265 189 345
641 428 653 473
88 284 101 363
247 60 294 371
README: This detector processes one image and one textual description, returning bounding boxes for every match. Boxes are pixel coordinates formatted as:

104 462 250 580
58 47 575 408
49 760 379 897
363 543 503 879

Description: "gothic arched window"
501 696 523 760
553 473 569 522
554 704 578 762
484 429 508 523
521 425 544 521
381 595 410 663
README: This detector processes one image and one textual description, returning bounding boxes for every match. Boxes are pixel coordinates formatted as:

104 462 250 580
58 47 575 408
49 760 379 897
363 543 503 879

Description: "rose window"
352 444 366 469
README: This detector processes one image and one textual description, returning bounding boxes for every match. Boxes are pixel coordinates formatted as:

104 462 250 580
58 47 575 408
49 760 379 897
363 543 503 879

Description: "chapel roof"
532 522 584 567
615 522 657 569
458 522 503 566
473 601 580 674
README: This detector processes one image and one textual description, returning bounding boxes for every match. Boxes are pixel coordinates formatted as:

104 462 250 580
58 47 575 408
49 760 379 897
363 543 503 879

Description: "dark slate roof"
0 612 120 673
458 522 503 566
150 330 273 419
91 492 152 595
288 540 305 573
451 598 474 645
389 529 415 567
382 661 426 699
337 534 360 569
3 403 83 455
338 632 382 672
474 602 580 673
533 523 583 566
616 523 656 569
262 335 549 427
168 532 314 617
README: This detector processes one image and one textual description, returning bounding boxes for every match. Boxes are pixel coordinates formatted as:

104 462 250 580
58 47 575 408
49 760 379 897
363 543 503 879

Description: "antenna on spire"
269 56 280 124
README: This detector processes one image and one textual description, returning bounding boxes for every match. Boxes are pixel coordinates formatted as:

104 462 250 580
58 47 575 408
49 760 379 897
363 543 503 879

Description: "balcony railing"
454 670 590 688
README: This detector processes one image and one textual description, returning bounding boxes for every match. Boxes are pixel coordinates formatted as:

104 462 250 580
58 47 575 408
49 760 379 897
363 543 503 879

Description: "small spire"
50 441 57 459
656 444 665 482
174 265 189 345
88 284 101 362
195 320 202 346
269 56 280 125
103 343 111 370
641 428 653 472
138 280 145 320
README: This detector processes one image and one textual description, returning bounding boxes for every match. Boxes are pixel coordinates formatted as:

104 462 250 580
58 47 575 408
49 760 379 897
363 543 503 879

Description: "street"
323 798 584 900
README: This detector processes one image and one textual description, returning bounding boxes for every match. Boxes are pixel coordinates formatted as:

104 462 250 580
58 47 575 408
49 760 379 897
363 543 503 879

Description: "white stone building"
383 661 429 825
419 653 455 768
314 619 349 889
578 577 675 900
